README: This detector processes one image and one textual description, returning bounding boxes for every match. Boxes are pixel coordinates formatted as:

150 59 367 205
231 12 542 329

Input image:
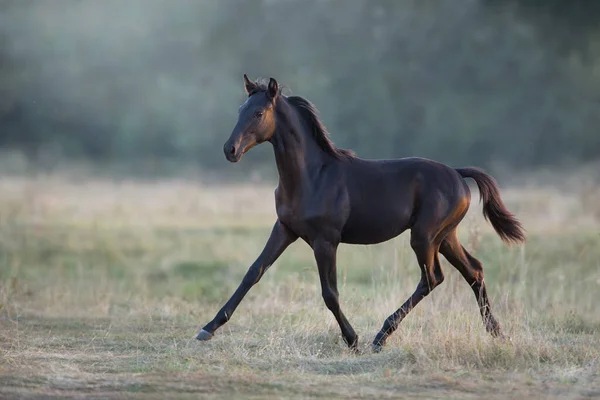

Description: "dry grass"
0 174 599 399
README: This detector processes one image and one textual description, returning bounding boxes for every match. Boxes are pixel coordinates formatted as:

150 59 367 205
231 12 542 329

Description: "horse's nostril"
224 144 236 157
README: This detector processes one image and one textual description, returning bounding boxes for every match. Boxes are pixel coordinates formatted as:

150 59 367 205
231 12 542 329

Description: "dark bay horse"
197 75 526 352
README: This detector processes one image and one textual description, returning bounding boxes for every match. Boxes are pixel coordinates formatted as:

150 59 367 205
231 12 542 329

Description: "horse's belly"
340 208 411 245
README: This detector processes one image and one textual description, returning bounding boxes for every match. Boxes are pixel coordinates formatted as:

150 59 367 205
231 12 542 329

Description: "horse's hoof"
372 342 384 353
372 332 386 353
351 347 363 355
490 327 506 340
196 329 213 341
348 343 362 355
497 333 512 342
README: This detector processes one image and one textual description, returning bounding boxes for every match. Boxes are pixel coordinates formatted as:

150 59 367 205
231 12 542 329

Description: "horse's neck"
271 125 328 195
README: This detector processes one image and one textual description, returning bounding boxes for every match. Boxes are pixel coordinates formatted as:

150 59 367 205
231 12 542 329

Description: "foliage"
0 0 599 174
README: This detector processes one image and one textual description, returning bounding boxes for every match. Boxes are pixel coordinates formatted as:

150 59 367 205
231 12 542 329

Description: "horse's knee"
241 264 264 286
465 263 485 290
420 272 444 295
321 289 339 311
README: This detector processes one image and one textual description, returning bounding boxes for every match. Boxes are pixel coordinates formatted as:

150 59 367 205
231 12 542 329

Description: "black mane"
286 96 355 160
248 80 355 160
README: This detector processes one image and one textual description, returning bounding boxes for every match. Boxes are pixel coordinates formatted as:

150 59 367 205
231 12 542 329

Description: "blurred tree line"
0 0 599 175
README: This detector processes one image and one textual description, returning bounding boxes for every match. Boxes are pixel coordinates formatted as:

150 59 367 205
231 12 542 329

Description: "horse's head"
224 74 280 162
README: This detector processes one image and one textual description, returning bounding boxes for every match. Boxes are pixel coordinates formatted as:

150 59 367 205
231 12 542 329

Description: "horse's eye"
254 111 263 118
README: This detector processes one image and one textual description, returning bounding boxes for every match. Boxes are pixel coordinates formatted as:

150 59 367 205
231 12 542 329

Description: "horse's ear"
267 77 279 99
243 74 257 95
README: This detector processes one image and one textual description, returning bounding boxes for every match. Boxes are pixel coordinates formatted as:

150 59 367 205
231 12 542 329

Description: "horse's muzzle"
224 142 242 163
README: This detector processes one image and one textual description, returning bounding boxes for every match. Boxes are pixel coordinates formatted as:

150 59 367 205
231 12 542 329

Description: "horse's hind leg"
372 229 445 352
439 230 503 337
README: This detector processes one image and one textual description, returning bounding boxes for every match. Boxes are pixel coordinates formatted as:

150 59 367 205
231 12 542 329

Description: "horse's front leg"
197 220 297 340
313 238 358 349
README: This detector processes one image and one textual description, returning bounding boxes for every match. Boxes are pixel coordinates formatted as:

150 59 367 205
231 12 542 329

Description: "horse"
196 75 526 352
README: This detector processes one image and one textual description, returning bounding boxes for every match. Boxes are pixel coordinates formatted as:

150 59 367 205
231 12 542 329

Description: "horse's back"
345 156 467 196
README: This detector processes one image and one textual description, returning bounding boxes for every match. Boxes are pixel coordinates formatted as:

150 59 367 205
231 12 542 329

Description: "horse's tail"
456 167 526 245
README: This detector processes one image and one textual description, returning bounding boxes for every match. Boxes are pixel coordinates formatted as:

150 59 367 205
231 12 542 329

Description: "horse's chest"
275 201 320 229
275 188 349 242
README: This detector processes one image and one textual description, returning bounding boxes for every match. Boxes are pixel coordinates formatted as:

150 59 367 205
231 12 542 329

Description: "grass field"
1 174 599 399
